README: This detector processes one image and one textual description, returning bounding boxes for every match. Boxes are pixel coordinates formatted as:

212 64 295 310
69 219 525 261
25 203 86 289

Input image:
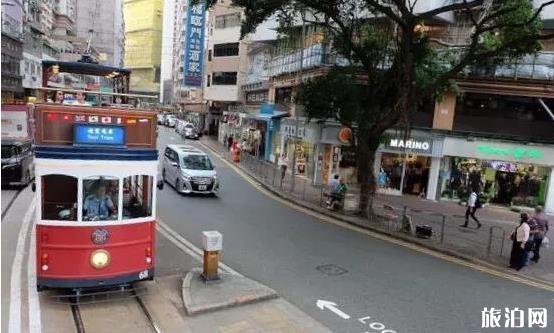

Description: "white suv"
162 144 219 195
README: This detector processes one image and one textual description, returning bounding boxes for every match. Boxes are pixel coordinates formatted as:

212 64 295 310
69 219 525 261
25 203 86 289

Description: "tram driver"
83 180 116 221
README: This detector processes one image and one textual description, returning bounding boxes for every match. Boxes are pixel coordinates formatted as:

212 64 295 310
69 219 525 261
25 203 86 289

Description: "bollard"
486 226 493 257
201 231 222 281
440 215 446 244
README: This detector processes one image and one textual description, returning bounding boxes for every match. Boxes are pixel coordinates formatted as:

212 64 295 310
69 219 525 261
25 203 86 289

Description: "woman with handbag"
509 213 531 271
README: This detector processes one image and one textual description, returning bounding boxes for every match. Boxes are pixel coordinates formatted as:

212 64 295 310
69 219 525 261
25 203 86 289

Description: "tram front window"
123 175 153 219
42 175 78 221
82 177 119 221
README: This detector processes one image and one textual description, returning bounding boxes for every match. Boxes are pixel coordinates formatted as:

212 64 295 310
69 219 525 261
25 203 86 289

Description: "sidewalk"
200 137 554 285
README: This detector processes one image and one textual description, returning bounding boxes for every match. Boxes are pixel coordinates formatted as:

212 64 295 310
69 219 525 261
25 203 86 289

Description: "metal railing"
213 141 517 267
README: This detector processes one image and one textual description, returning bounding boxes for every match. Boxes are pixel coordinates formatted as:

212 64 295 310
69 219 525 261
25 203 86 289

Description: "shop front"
280 118 319 181
242 104 288 161
219 111 245 145
315 124 356 186
374 131 444 200
440 138 554 213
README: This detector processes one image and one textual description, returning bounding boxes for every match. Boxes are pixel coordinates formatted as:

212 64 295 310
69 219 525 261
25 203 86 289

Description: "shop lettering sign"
476 145 544 161
388 138 432 153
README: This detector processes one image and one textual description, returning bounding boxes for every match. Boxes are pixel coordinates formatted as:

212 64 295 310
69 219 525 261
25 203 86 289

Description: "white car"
162 144 219 195
183 123 199 140
165 115 176 127
175 119 187 135
157 114 165 125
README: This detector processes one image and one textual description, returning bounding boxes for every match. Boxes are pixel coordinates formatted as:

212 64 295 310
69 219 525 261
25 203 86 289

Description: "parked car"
157 114 165 125
162 144 219 195
1 139 34 187
164 115 176 127
183 123 199 140
175 119 187 135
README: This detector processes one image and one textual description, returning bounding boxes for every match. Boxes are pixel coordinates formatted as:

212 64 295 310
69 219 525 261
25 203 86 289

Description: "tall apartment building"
123 0 163 95
204 0 277 135
72 0 125 67
1 0 24 102
172 0 204 109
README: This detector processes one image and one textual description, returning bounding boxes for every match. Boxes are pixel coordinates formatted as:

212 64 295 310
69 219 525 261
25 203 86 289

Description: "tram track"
67 284 163 333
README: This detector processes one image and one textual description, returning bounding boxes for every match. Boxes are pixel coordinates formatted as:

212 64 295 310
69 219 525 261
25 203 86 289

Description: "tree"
204 0 554 216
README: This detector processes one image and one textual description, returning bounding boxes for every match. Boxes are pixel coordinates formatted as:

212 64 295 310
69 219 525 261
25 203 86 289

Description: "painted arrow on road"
316 300 351 320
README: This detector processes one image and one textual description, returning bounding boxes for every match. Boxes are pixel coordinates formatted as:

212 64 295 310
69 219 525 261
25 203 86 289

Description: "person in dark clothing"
227 135 234 151
530 206 549 263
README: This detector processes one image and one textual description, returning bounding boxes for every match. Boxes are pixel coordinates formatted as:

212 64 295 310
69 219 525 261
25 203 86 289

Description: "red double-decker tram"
33 61 161 290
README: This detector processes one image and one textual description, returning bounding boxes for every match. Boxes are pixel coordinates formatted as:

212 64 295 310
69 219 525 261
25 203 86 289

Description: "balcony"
268 43 348 78
463 52 554 81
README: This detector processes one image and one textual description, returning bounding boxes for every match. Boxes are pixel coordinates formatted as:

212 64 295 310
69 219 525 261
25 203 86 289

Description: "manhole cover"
316 264 348 276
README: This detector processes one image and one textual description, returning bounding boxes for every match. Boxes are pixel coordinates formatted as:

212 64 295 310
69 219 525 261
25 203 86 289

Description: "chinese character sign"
184 2 206 87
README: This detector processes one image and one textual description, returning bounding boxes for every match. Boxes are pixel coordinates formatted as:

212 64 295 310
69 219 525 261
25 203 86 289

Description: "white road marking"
156 219 242 276
316 299 350 320
8 198 36 333
200 140 554 292
27 222 42 333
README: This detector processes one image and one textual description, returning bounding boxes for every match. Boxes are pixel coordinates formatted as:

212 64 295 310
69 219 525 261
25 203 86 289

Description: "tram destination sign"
74 124 125 146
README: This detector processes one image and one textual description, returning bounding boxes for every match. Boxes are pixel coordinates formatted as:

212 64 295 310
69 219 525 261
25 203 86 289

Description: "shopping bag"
542 236 550 248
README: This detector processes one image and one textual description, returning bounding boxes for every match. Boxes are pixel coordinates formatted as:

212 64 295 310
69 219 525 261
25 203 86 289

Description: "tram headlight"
90 249 110 269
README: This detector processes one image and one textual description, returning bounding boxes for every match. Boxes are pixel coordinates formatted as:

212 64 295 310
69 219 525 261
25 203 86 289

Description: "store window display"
379 153 430 196
440 157 549 208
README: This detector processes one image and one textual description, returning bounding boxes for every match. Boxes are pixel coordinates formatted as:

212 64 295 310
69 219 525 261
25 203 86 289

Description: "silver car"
162 144 219 195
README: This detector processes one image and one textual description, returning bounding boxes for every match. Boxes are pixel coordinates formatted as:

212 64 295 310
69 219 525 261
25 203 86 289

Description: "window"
212 72 237 85
214 13 241 29
213 43 239 57
82 176 119 221
206 74 211 87
41 175 78 221
123 175 153 219
154 66 161 83
208 49 212 61
182 155 214 170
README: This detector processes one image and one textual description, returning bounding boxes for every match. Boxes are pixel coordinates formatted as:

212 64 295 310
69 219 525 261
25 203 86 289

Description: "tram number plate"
199 185 207 191
138 270 149 280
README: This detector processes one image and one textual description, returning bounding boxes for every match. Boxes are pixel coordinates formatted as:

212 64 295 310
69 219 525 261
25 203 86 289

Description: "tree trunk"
356 131 380 218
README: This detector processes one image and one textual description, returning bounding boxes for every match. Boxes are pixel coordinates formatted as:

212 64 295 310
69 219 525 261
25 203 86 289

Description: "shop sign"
283 124 306 139
386 137 433 154
337 127 352 144
476 144 544 161
183 3 206 87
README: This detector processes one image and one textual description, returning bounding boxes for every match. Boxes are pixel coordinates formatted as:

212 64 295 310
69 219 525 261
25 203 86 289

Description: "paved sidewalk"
200 137 554 285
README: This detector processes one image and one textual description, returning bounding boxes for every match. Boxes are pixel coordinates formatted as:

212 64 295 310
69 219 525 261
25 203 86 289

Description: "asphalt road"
158 126 553 333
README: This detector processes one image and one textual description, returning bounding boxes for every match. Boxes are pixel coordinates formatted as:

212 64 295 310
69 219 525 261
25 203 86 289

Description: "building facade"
123 0 163 95
72 0 124 67
1 0 24 102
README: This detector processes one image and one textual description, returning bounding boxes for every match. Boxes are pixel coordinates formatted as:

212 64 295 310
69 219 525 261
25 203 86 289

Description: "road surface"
157 126 553 332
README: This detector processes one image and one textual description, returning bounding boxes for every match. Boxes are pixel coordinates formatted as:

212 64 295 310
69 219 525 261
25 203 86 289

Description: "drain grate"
316 264 348 276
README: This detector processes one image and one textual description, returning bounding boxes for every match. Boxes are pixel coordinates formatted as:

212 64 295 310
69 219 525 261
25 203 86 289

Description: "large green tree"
204 0 553 216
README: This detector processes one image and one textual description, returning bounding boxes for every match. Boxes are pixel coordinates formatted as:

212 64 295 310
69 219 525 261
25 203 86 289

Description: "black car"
1 139 34 187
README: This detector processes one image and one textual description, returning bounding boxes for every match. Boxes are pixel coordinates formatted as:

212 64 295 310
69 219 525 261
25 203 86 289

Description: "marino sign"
387 137 433 154
476 145 544 161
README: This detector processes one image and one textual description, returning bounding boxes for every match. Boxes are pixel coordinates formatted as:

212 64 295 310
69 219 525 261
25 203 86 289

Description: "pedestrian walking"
460 188 482 229
227 135 234 151
277 153 289 183
509 213 530 271
530 205 549 263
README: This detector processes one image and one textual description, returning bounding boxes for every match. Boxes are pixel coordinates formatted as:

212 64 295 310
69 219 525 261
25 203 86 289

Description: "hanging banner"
184 1 206 87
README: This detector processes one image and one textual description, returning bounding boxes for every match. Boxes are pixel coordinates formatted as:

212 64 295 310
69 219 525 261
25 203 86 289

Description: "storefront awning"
247 111 289 121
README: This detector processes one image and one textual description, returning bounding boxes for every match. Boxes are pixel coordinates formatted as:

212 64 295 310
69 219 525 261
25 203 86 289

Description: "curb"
200 140 554 290
182 268 279 316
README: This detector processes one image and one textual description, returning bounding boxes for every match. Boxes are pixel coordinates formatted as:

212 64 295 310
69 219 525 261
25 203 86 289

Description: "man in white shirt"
277 153 289 183
460 189 482 229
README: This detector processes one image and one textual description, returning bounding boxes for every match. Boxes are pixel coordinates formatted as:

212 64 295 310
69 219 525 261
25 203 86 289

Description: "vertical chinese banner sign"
184 1 206 87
